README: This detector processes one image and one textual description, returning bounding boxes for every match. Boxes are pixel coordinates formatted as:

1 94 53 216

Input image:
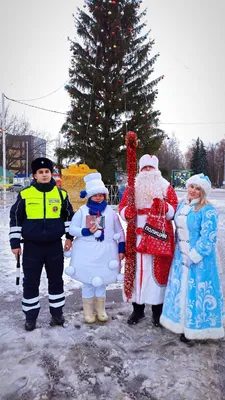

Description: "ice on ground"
0 194 225 400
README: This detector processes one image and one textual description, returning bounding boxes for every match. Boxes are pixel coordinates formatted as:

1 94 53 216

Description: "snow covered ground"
0 191 225 400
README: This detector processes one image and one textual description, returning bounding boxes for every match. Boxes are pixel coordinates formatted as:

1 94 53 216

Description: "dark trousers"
22 240 64 321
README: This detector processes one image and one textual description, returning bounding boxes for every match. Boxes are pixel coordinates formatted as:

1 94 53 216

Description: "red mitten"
152 198 169 214
124 206 136 220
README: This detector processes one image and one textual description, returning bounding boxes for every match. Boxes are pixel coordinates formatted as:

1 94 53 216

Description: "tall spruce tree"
59 0 164 183
191 137 208 175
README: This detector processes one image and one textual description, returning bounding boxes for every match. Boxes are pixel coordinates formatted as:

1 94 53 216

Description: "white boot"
95 297 108 322
82 298 96 323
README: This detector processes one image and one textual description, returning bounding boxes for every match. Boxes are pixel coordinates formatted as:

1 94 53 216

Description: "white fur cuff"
189 248 203 264
165 203 175 220
119 207 127 221
69 226 83 237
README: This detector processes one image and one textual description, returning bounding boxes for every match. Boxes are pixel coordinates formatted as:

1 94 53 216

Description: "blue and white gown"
160 198 224 340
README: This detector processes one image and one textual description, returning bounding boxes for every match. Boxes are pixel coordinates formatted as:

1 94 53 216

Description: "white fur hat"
80 172 108 199
139 154 159 171
186 173 211 195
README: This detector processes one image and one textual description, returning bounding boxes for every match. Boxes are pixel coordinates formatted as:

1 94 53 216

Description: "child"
9 157 74 331
65 172 125 323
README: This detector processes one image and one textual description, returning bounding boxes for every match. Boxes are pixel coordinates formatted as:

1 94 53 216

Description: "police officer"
9 157 74 331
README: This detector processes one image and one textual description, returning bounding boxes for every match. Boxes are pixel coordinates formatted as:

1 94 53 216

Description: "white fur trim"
184 326 224 340
160 314 183 334
94 230 102 238
186 174 211 196
86 187 108 199
84 172 108 199
179 241 190 255
84 172 101 183
92 276 103 287
65 266 75 276
179 204 192 215
69 226 82 237
160 315 224 339
119 207 127 221
189 248 203 263
176 202 191 258
117 273 124 282
176 215 188 229
64 250 72 258
165 203 174 220
139 154 159 171
177 227 189 242
108 260 119 270
113 233 121 240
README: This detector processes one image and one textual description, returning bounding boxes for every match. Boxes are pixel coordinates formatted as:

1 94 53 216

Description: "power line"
4 95 68 116
4 95 225 125
13 81 68 102
160 121 225 125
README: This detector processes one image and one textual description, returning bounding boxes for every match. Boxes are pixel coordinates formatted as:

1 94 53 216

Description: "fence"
106 185 120 206
0 185 121 209
0 191 17 208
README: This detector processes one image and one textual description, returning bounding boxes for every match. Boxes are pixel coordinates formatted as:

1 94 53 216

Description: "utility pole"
223 149 225 187
1 93 7 225
26 141 28 178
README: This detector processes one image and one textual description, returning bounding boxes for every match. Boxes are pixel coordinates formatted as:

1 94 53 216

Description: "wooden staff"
124 131 137 300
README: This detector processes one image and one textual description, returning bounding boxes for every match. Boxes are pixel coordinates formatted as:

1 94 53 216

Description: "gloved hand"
81 228 93 236
152 198 169 213
124 206 136 220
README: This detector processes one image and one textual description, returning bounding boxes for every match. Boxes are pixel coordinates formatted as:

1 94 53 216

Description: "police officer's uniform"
9 158 74 327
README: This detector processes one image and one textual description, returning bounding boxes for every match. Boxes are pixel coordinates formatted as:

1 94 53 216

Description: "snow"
0 194 225 400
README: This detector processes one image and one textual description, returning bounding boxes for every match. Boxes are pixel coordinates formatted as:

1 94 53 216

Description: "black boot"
25 319 36 331
180 334 191 343
152 304 163 327
127 303 145 325
50 314 65 326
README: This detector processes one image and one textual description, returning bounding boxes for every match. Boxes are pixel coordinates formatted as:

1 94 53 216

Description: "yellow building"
61 164 97 211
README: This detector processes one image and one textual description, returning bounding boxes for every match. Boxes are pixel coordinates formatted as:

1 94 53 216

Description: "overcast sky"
0 0 225 154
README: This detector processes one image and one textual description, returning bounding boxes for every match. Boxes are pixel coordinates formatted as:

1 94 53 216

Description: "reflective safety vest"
20 186 67 220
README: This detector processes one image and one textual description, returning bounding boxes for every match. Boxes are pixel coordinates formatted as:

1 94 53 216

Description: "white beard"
135 170 168 209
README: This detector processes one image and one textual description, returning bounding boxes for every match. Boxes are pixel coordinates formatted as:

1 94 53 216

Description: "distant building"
0 134 46 176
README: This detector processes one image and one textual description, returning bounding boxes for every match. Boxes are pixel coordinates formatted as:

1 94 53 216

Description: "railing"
0 185 121 208
106 185 120 206
0 191 17 207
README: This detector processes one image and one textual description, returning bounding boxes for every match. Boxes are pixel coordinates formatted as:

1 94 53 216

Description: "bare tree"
157 133 184 180
206 139 225 187
0 108 50 174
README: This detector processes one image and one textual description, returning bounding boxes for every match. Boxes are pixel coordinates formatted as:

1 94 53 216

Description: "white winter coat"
67 205 125 286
